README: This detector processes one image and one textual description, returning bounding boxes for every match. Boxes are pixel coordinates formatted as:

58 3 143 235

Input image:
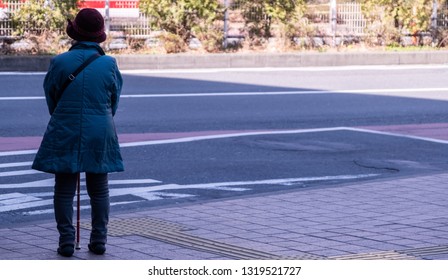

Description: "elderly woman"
32 8 124 257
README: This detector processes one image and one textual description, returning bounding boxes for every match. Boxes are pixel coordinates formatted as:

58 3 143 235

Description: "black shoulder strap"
58 53 102 98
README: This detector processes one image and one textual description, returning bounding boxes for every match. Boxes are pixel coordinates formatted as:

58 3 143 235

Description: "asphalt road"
1 65 448 225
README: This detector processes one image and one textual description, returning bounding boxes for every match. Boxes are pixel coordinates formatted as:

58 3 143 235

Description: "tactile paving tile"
85 218 448 260
106 217 189 236
82 217 325 260
330 251 418 260
397 245 448 259
331 245 448 260
274 254 327 260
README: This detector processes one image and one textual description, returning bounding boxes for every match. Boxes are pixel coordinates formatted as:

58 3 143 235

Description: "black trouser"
54 173 109 247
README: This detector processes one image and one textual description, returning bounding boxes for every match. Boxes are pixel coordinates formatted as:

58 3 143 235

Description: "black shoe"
88 243 106 255
57 244 75 257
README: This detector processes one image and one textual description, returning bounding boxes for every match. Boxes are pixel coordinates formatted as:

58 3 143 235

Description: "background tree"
53 0 79 19
10 0 78 35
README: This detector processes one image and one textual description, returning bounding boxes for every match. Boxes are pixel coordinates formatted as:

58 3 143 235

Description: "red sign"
1 1 140 18
79 1 140 18
78 0 139 9
0 1 139 9
0 0 26 9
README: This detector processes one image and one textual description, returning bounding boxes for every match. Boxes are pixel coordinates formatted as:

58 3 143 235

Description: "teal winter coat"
32 42 124 174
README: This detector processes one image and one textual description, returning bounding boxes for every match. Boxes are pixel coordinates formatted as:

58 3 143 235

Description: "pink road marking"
0 136 43 152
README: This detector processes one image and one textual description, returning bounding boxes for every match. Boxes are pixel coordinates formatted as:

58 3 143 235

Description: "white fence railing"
0 18 12 36
1 1 448 38
337 2 366 35
109 12 151 38
0 0 150 37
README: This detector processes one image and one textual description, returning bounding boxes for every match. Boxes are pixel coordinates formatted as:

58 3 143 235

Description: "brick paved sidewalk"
1 172 448 260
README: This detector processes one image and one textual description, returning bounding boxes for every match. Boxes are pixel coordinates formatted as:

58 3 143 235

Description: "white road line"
121 90 322 98
121 64 448 74
346 127 448 145
121 87 448 98
2 64 448 76
0 149 37 157
0 169 41 177
23 201 142 215
28 192 55 197
109 174 378 197
109 179 161 185
120 127 347 148
2 125 448 158
0 178 161 189
0 192 28 200
135 192 195 201
119 125 448 148
0 72 45 75
163 174 379 190
0 197 52 212
0 174 378 213
1 87 448 101
0 90 340 100
0 193 41 205
0 127 344 157
0 96 44 101
0 178 53 189
0 161 32 168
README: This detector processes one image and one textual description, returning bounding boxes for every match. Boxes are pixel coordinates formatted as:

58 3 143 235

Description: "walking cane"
75 173 81 250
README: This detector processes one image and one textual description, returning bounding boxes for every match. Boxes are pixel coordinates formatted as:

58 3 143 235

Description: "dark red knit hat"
66 8 106 43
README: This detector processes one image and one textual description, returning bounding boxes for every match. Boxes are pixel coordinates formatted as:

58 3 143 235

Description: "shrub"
158 32 186 53
361 0 441 46
195 26 224 52
235 0 305 49
10 0 77 36
139 0 223 52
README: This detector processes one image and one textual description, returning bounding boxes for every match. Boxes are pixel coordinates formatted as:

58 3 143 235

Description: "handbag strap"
56 53 102 101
